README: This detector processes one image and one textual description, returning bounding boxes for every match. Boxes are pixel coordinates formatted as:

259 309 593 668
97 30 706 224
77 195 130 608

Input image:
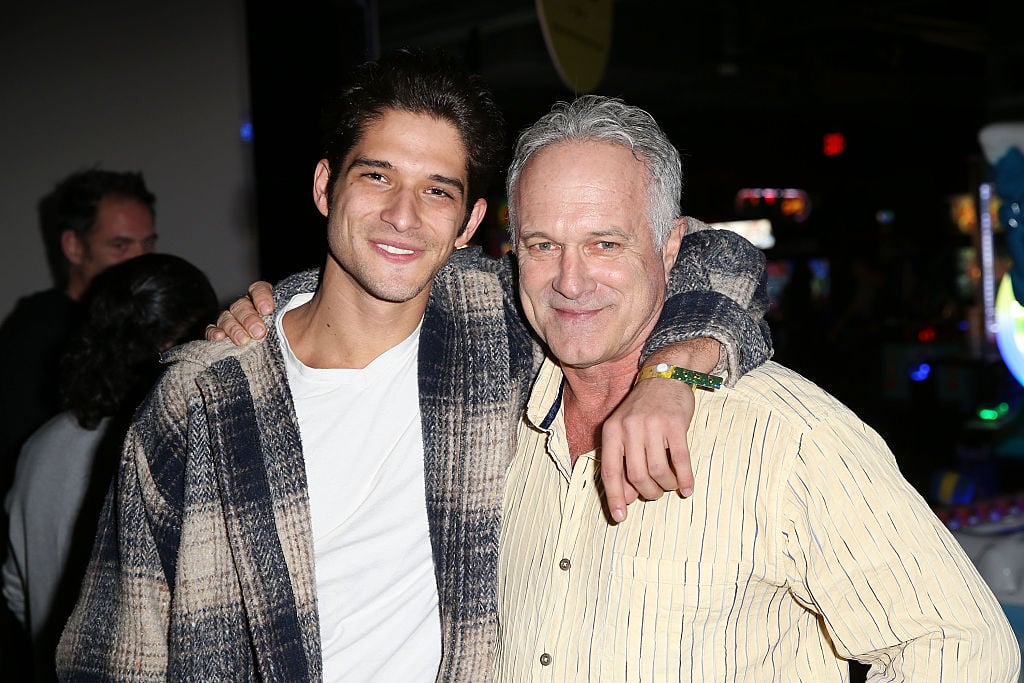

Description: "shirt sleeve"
779 412 1021 681
1 513 26 628
56 386 179 681
643 218 774 384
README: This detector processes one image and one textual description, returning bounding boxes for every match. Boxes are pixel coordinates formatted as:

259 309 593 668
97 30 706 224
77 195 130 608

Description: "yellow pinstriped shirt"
494 359 1020 682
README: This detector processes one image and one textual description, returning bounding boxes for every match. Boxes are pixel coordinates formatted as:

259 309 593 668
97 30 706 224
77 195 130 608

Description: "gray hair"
505 95 682 248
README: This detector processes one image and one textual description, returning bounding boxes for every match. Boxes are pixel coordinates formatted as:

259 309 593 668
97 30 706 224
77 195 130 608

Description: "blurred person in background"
0 167 158 679
0 168 158 491
2 253 216 682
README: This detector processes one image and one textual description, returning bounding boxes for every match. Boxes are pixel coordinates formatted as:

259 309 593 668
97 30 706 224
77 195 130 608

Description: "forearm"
644 291 772 381
851 540 1020 680
651 219 773 384
859 629 1020 681
642 337 720 375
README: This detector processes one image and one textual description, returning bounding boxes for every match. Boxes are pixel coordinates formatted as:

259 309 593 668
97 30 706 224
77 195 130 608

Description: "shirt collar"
525 356 565 431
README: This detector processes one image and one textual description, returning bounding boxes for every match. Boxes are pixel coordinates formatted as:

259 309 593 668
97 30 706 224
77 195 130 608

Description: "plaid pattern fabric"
57 227 772 682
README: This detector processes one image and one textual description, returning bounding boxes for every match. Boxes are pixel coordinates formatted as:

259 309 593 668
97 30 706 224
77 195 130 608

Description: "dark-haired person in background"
0 167 158 679
0 168 158 492
3 253 216 682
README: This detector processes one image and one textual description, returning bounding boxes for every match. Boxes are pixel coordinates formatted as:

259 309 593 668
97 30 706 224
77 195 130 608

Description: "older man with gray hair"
494 95 1020 681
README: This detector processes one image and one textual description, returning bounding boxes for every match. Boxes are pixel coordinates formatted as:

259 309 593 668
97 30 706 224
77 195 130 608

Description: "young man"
58 52 771 681
493 95 1020 681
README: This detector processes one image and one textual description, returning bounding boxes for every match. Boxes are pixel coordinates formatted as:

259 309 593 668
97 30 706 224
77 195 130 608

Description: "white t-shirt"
277 294 440 682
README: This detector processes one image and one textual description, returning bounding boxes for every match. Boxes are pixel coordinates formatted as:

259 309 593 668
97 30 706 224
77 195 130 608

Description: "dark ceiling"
368 0 1023 221
375 0 1020 121
245 0 1024 277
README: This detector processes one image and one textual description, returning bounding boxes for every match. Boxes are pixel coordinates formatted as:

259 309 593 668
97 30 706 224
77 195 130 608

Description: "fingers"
223 296 266 344
601 445 628 523
212 308 247 346
621 421 678 500
205 281 277 346
600 424 674 524
249 281 275 315
665 430 695 498
624 482 639 506
599 377 698 522
205 323 228 341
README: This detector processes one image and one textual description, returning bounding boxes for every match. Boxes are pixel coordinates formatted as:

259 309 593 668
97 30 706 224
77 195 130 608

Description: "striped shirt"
495 358 1020 682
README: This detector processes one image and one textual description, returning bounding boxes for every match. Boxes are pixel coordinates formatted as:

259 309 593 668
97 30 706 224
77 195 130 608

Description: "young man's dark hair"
318 47 506 231
37 168 157 290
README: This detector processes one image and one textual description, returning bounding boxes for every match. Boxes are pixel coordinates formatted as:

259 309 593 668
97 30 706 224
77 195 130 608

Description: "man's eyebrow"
519 227 631 241
517 228 549 242
347 156 465 196
428 173 465 197
348 156 392 173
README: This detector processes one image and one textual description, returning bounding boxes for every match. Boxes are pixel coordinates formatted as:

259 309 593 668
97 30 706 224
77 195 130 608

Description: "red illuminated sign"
823 132 846 156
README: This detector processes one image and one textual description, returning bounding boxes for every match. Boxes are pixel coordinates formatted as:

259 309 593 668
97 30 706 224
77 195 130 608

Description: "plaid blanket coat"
56 221 772 682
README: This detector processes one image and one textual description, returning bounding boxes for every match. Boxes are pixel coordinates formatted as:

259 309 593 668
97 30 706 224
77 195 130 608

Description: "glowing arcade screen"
996 273 1024 387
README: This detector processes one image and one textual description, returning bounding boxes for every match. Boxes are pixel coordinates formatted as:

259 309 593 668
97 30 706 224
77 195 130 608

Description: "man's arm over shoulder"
646 218 773 384
208 269 321 344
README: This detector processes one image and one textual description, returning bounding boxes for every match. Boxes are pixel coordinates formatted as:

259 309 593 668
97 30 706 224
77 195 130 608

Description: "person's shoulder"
139 338 279 418
0 288 75 328
20 411 89 450
724 361 853 428
439 245 509 274
161 337 267 371
430 246 512 303
0 289 78 358
13 412 103 480
273 268 321 303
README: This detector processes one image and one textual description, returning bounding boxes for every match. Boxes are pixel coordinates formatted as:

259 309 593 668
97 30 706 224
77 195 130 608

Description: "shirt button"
558 558 571 571
540 653 552 666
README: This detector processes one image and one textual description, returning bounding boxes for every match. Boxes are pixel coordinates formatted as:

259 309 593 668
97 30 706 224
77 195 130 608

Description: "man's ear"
61 230 84 265
455 198 487 249
313 160 331 217
661 217 686 275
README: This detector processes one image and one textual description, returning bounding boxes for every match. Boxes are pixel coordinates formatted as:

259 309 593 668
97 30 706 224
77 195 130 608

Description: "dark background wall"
0 0 259 313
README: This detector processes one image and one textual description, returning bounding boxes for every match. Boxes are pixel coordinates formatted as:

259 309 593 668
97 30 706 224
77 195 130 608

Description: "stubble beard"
330 250 431 305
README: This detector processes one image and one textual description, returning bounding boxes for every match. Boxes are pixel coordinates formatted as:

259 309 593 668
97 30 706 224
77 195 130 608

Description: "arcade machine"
943 122 1024 657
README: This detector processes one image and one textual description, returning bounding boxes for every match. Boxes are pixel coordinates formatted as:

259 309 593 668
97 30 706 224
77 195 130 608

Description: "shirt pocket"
598 553 753 681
